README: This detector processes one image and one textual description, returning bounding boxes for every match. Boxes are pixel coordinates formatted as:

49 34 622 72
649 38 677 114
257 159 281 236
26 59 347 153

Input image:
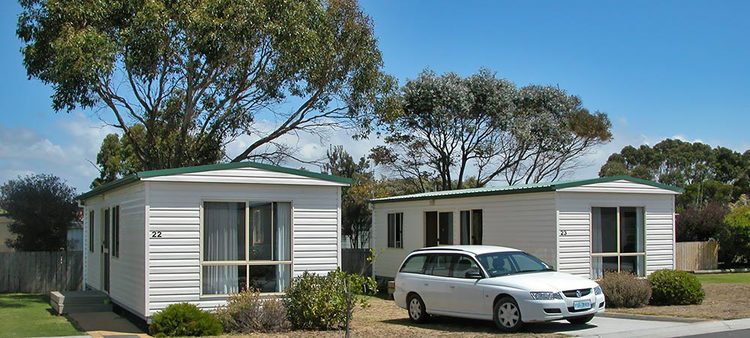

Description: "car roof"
411 245 522 256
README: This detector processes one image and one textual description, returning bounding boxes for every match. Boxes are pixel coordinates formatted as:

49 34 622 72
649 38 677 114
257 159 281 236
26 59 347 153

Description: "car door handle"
450 285 455 289
424 283 429 286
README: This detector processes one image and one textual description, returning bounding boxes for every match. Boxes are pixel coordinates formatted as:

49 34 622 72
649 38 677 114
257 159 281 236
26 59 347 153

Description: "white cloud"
0 112 117 193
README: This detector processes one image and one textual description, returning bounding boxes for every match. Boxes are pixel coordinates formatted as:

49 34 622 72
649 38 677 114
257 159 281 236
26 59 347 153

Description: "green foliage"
0 174 78 251
371 68 611 192
149 303 223 337
19 0 390 173
719 206 750 265
215 289 290 333
598 272 652 308
91 122 223 188
676 202 730 242
323 145 378 248
599 140 750 210
647 270 705 305
284 269 377 330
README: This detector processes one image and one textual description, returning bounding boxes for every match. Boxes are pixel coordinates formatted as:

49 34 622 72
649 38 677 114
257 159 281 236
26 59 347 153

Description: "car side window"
451 255 480 278
400 254 428 273
424 254 455 277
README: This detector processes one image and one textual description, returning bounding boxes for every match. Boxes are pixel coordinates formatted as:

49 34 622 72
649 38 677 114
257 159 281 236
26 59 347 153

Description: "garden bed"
607 281 750 320
234 296 559 337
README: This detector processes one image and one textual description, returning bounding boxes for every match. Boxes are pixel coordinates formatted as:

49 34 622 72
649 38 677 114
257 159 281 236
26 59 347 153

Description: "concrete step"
51 290 111 314
58 303 113 314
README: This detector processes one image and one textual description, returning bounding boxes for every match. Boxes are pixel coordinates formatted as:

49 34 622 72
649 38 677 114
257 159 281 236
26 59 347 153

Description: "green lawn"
0 294 84 337
696 272 750 284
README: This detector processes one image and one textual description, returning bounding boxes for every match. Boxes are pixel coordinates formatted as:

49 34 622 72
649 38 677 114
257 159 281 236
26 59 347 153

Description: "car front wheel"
493 296 523 332
407 294 429 323
567 314 595 325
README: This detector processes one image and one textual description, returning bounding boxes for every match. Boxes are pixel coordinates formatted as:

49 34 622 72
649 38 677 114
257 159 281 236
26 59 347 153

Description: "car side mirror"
465 269 483 279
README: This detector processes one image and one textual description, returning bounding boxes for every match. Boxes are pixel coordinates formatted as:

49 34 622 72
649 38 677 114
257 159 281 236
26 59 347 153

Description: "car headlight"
530 291 563 300
594 286 602 295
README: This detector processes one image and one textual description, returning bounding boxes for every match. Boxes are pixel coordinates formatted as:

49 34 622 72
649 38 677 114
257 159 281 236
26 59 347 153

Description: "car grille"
562 288 592 298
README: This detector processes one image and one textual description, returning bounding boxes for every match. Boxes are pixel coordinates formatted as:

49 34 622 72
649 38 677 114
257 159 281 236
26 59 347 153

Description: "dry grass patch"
608 283 750 320
231 296 562 337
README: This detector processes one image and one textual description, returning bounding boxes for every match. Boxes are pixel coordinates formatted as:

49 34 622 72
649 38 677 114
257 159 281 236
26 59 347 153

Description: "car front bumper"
519 293 606 323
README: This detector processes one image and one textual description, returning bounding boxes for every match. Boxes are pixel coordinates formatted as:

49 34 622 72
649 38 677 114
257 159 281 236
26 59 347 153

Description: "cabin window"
460 209 483 245
201 201 292 295
88 211 94 252
387 212 403 248
591 207 645 278
112 206 120 258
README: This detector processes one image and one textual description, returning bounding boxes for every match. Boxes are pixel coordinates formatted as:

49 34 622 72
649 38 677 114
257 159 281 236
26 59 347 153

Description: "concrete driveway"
530 315 750 338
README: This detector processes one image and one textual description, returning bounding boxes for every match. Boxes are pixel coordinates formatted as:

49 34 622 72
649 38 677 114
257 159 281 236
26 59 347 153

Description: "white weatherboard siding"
83 183 147 317
143 167 345 187
556 192 676 278
372 192 557 279
146 182 340 315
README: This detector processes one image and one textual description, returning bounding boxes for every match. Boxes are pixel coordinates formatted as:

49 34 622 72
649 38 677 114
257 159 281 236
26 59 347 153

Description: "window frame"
460 209 483 245
88 210 95 253
590 206 646 277
387 212 404 249
112 205 120 258
199 199 294 297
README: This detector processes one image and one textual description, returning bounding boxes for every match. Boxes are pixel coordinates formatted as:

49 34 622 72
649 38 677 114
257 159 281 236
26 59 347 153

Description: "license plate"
573 300 591 310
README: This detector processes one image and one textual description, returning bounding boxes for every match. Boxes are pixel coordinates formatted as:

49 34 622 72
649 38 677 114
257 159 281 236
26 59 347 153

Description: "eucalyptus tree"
370 69 611 192
18 0 390 172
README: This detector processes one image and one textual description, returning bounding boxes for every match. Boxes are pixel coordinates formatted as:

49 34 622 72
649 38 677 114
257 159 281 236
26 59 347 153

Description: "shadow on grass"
0 294 47 309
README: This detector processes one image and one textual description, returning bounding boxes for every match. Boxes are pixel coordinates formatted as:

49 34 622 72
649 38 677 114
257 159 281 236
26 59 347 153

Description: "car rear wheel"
407 294 429 323
567 314 595 325
493 296 523 332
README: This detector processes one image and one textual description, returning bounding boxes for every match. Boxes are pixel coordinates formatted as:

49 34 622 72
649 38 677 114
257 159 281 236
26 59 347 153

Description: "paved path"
66 311 148 338
542 316 750 338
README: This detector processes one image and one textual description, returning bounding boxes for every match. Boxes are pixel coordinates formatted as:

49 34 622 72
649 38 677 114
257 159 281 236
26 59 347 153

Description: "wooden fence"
342 248 372 276
676 241 718 271
0 251 82 293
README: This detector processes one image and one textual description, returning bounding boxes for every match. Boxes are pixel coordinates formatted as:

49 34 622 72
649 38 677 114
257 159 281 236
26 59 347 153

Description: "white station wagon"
393 245 605 332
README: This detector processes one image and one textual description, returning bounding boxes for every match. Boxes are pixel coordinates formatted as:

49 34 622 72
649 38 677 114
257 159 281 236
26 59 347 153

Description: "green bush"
598 272 652 308
720 206 750 266
647 270 705 305
284 268 377 330
149 303 223 337
215 289 290 333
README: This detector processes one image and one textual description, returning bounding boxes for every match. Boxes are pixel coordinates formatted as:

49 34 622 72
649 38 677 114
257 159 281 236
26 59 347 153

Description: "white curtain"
592 256 603 279
275 202 291 291
203 202 243 294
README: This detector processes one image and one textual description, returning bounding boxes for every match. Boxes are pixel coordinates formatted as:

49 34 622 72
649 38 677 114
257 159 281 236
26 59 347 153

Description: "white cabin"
79 162 348 321
370 176 681 281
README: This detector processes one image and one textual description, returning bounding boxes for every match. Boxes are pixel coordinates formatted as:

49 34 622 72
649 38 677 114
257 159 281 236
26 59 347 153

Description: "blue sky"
1 0 749 192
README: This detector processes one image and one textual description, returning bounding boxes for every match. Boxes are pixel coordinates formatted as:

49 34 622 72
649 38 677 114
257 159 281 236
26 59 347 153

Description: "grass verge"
695 272 750 284
0 293 84 337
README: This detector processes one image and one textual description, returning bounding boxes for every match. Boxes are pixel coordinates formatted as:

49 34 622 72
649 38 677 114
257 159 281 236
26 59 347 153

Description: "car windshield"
476 251 553 277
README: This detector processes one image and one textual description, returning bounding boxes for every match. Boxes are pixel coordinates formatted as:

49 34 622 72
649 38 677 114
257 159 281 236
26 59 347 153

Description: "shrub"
149 303 223 337
598 272 652 308
284 268 377 330
719 206 750 266
647 269 705 305
215 289 290 333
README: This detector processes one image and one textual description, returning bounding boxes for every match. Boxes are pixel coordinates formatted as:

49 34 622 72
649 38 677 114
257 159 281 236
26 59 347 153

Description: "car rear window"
400 254 428 273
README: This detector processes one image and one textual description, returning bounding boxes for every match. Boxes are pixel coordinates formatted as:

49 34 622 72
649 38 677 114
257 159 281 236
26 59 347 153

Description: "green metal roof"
370 175 683 204
78 161 352 201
